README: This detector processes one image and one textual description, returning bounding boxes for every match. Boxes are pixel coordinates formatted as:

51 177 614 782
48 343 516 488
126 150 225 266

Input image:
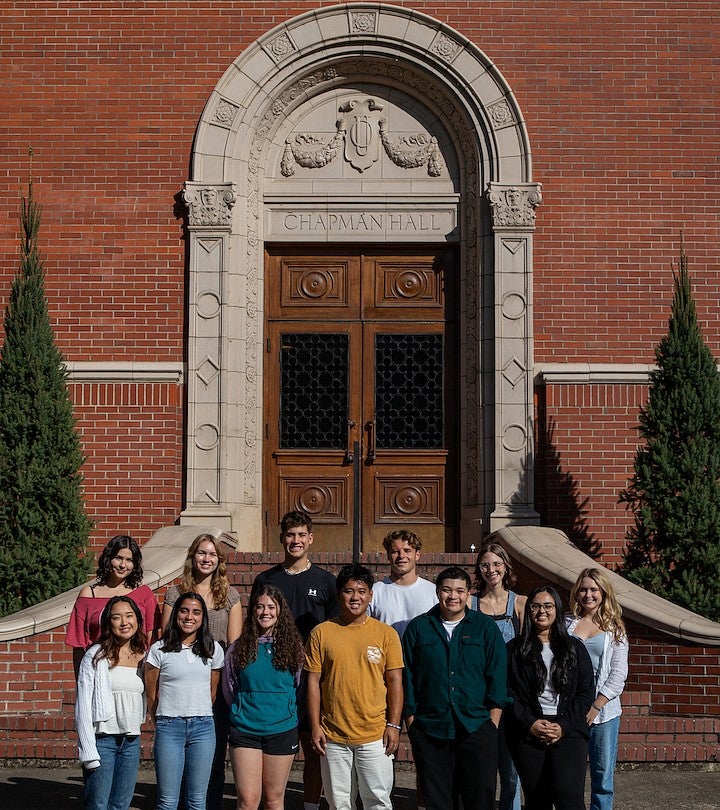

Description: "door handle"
345 420 357 463
365 420 376 462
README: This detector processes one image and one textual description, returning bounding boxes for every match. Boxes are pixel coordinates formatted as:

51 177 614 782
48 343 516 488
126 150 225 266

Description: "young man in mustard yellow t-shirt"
305 563 404 810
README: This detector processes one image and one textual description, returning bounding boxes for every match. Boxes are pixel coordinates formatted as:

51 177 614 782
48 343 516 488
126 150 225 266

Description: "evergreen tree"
621 245 720 621
0 181 92 617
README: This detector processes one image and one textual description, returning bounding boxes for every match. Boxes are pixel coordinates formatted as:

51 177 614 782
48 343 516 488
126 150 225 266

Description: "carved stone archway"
181 3 541 549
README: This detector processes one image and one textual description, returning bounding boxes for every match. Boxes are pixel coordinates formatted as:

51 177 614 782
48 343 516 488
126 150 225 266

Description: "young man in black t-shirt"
251 510 337 810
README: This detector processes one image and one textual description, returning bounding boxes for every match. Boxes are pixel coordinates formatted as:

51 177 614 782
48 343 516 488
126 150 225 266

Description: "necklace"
283 560 311 575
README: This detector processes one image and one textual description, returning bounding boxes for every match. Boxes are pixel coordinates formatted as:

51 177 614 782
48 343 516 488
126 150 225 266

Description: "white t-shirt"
369 576 438 637
539 642 560 715
146 640 224 717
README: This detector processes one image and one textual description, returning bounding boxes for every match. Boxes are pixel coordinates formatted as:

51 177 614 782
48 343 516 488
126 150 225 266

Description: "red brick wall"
1 2 718 552
535 382 650 567
70 382 184 549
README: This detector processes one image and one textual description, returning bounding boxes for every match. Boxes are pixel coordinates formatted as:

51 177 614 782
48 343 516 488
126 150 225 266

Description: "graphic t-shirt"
304 616 403 744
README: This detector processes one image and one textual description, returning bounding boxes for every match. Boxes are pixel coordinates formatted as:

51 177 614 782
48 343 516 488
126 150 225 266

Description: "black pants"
409 720 498 810
206 691 230 810
511 726 588 810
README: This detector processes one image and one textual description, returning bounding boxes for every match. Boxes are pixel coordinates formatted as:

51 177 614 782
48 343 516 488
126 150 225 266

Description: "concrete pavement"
0 761 718 809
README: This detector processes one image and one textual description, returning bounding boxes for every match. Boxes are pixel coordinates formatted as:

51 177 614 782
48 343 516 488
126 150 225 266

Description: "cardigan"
565 615 629 724
75 645 146 769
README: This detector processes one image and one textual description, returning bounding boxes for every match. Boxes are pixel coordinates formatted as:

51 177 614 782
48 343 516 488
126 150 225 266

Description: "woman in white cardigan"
75 595 147 810
566 568 629 810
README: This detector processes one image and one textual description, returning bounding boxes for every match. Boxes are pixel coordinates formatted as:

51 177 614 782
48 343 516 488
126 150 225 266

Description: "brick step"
0 713 75 734
0 734 156 761
1 708 717 765
618 742 719 762
621 715 720 737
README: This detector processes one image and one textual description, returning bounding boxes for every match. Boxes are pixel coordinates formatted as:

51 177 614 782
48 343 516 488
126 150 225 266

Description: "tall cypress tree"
0 181 92 617
621 245 720 621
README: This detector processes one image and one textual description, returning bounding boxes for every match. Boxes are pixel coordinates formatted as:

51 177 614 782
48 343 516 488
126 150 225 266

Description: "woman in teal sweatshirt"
222 585 303 810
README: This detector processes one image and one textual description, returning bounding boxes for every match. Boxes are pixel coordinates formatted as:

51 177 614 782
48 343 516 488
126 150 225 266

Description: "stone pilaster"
180 182 236 528
487 182 542 529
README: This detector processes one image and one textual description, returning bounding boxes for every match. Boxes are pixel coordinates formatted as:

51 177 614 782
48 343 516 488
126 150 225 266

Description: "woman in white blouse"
567 568 629 810
75 595 147 810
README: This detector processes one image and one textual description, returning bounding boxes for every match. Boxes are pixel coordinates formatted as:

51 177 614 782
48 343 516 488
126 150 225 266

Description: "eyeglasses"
529 602 556 613
479 562 504 571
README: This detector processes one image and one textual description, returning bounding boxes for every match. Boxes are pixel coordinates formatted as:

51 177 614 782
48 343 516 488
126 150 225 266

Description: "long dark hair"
161 592 216 662
96 535 143 589
230 585 303 673
93 595 146 667
516 585 577 696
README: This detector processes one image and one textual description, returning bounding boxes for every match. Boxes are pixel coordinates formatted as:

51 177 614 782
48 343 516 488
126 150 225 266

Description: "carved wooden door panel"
264 247 456 552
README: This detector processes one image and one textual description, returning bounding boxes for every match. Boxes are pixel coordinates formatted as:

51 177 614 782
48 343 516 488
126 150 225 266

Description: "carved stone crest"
281 97 445 177
340 98 383 172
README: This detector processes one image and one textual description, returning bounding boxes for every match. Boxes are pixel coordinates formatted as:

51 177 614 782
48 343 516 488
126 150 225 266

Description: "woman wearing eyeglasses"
506 585 594 810
473 541 527 810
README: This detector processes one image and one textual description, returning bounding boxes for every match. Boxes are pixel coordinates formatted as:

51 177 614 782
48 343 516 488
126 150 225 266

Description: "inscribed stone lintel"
264 204 459 242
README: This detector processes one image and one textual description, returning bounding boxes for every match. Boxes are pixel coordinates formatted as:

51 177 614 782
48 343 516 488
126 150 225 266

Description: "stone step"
1 701 717 765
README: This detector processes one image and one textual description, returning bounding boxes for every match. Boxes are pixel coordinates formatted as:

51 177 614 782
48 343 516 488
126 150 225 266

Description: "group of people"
68 514 628 810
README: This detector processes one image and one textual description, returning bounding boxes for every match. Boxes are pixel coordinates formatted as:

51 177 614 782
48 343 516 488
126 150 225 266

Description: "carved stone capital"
487 183 542 229
183 183 237 228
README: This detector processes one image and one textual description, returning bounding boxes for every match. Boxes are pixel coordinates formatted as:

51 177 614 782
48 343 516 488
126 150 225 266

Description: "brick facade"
1 1 719 763
1 1 718 555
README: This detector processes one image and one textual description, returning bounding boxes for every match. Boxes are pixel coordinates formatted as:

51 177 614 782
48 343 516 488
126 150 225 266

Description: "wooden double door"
264 247 457 552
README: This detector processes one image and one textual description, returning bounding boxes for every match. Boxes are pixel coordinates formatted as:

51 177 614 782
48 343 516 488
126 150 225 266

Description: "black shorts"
228 725 299 755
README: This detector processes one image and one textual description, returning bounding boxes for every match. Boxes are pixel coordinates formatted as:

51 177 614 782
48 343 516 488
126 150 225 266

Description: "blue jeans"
498 719 521 810
588 716 620 810
154 715 216 810
83 734 140 810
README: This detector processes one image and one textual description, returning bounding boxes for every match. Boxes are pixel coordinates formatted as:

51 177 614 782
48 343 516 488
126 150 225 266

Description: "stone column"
180 183 236 528
487 182 542 529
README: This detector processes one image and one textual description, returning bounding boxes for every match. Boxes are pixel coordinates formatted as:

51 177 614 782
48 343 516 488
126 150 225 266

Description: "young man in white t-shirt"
369 529 438 638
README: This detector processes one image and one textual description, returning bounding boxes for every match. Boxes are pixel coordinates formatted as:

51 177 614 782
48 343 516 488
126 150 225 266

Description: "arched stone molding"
182 3 540 548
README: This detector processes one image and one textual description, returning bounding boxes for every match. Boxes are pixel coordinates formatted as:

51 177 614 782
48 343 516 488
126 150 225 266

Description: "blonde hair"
180 534 229 610
570 567 626 643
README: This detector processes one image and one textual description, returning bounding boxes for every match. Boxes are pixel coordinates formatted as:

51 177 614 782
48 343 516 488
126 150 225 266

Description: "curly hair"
382 529 422 553
473 539 517 592
96 535 143 590
179 534 229 610
569 567 627 643
230 586 303 673
516 585 577 697
93 596 146 667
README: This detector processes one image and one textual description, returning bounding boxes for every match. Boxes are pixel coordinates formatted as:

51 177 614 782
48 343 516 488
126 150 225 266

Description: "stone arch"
181 3 541 548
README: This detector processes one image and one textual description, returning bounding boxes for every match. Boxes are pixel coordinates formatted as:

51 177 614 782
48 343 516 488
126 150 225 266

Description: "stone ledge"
496 525 720 646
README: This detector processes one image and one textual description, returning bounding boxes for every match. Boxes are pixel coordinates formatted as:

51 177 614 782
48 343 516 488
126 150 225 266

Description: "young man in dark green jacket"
402 565 508 810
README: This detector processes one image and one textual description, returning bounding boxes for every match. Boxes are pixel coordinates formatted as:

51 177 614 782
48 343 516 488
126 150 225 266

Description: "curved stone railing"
0 525 237 643
496 524 720 646
3 522 718 646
